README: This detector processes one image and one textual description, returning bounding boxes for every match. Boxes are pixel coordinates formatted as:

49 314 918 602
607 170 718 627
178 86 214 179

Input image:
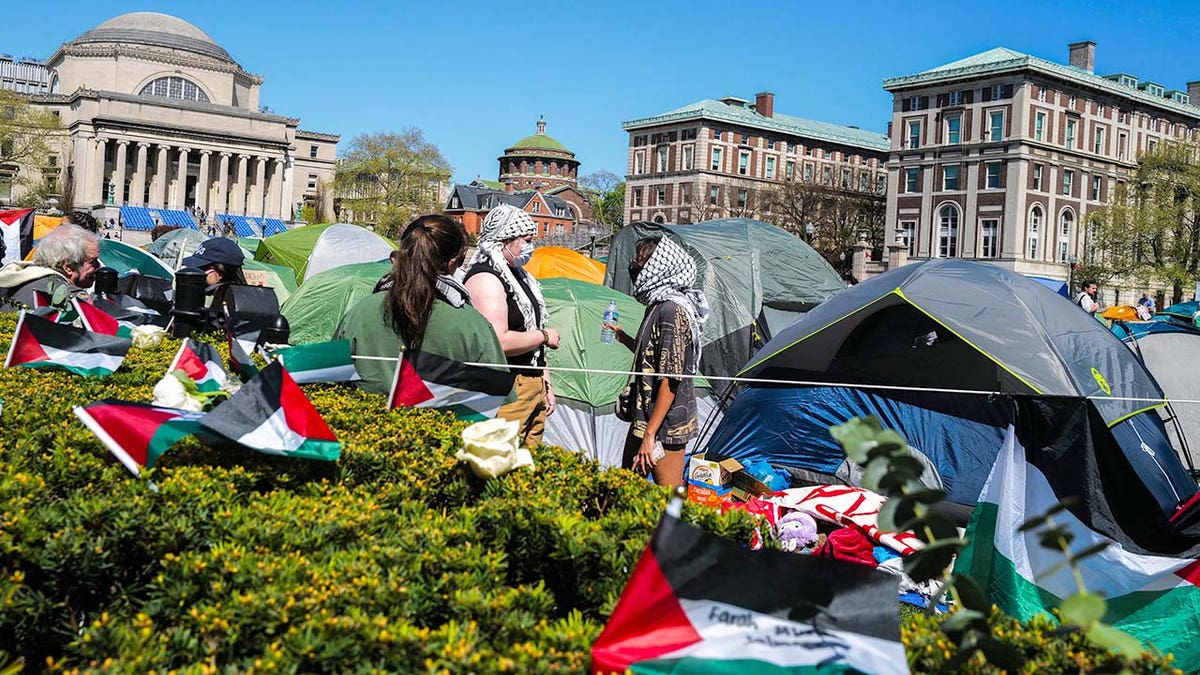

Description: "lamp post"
1068 254 1078 295
804 222 815 244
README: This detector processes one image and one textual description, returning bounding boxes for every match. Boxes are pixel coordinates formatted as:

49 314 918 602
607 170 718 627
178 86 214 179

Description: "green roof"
475 179 507 190
506 133 571 154
884 47 1200 119
622 99 890 152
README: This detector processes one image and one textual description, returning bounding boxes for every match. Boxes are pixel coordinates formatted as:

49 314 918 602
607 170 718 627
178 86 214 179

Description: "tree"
1083 139 1200 303
579 170 625 229
765 176 887 272
0 88 63 207
332 129 451 239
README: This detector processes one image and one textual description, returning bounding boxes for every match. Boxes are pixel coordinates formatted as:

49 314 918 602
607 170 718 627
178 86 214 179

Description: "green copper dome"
504 117 575 157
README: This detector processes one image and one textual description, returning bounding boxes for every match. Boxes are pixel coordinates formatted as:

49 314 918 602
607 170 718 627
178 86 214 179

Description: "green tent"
242 259 298 306
144 228 210 268
255 223 397 282
143 230 296 305
99 239 174 279
281 261 390 345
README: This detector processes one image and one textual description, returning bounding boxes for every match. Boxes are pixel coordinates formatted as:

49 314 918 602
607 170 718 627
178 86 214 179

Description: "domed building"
498 117 579 192
6 12 338 231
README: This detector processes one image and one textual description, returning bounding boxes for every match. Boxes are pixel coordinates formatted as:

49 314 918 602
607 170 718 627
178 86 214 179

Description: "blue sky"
7 1 1200 184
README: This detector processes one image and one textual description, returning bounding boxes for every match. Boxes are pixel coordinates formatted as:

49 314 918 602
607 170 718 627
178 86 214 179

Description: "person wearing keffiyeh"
464 204 560 446
608 236 709 487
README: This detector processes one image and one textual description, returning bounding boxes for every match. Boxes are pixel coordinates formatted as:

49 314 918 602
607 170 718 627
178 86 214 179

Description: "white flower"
152 374 204 411
130 325 168 350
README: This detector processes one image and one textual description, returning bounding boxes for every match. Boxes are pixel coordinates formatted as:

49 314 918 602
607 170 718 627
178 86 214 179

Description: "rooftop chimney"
1068 41 1096 73
755 91 774 118
1188 81 1200 105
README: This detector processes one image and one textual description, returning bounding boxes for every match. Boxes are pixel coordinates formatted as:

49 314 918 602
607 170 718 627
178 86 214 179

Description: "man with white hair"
0 224 101 310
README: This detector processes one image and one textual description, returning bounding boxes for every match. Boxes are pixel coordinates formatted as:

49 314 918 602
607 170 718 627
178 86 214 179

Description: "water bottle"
601 300 618 344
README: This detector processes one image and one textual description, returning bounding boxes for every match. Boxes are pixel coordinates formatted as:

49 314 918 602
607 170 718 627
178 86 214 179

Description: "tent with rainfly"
98 239 175 279
539 278 721 465
254 223 397 282
144 229 298 305
605 218 845 396
526 246 606 284
704 259 1197 517
281 261 391 345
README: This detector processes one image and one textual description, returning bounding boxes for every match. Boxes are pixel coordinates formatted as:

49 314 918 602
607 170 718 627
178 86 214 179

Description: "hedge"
0 312 1183 673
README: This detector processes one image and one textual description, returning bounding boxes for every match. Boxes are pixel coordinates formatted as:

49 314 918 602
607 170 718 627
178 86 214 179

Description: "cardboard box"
687 454 743 489
687 480 732 509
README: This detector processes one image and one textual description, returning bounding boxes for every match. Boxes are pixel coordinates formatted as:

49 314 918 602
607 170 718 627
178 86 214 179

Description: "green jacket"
334 293 509 396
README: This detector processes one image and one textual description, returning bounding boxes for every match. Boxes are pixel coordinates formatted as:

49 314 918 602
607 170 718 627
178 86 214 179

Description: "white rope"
347 354 1198 407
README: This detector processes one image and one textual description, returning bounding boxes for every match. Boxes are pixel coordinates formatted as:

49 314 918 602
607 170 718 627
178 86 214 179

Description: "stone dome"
70 12 235 64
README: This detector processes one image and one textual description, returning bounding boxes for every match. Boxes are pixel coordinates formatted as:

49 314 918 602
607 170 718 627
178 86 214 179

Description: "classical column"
270 158 285 219
196 150 211 213
251 156 267 217
216 152 231 214
112 141 129 206
130 142 149 206
92 138 108 206
173 147 190 210
234 155 249 215
153 145 170 208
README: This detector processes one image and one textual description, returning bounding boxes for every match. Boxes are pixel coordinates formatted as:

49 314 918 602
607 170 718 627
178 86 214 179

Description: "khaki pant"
497 374 547 447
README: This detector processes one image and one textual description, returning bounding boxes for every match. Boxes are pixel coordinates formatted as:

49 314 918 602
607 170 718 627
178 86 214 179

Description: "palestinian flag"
267 340 359 384
73 400 206 477
72 297 127 337
91 294 166 328
227 329 260 380
169 339 230 393
200 360 340 461
30 290 61 321
592 511 906 674
0 208 35 265
956 398 1200 665
4 311 130 377
388 350 515 421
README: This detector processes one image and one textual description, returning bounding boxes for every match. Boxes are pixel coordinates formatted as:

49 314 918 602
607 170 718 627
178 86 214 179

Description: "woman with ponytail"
335 215 507 395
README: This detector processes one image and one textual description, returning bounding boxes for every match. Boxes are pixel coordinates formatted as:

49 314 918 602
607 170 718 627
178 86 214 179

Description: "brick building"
444 180 575 239
497 117 592 222
883 42 1200 292
621 92 890 225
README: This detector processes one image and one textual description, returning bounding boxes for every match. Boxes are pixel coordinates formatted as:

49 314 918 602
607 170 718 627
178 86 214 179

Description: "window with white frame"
822 166 832 185
683 145 694 171
842 168 851 188
943 165 959 190
989 111 1004 141
907 120 922 149
140 75 210 102
1035 112 1046 141
633 188 643 206
1091 175 1103 201
1038 86 1047 103
986 162 1001 188
901 221 917 255
1065 119 1076 148
938 205 959 257
1118 132 1128 160
307 173 317 190
786 161 795 180
765 156 776 179
738 152 749 175
635 151 645 175
1058 210 1073 262
1094 126 1106 155
1028 206 1042 259
948 90 964 106
1062 169 1074 196
737 189 748 209
804 162 814 181
656 147 668 172
981 219 999 258
709 186 719 204
710 147 722 171
946 115 961 144
905 168 919 193
656 187 666 205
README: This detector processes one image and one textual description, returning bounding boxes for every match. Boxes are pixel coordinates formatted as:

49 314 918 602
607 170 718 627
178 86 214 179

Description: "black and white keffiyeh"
469 204 548 334
632 237 709 367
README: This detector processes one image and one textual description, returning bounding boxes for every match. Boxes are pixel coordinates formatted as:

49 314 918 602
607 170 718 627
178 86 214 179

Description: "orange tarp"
34 215 62 241
1101 305 1140 321
526 246 606 284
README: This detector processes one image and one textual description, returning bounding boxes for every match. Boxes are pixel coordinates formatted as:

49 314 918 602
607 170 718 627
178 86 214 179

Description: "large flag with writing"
955 397 1200 665
268 340 359 384
0 208 35 265
169 339 231 393
4 311 130 377
591 511 906 674
388 350 514 421
73 400 206 477
200 361 340 461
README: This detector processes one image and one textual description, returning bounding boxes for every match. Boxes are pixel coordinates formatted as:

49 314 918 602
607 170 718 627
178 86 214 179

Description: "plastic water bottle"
601 300 618 344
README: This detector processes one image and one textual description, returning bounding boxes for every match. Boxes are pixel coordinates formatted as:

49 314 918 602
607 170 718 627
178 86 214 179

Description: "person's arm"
633 378 679 474
542 368 556 416
605 321 637 351
465 272 559 358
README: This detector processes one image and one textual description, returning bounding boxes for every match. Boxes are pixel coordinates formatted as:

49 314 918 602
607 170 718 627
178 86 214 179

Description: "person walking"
464 204 559 446
606 236 709 488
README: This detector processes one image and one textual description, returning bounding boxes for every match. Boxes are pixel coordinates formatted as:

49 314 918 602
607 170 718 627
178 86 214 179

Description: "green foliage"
332 129 452 238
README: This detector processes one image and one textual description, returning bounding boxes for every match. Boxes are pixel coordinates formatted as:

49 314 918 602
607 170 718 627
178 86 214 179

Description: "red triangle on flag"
73 298 121 336
591 542 702 672
278 365 338 442
4 312 50 367
388 352 435 409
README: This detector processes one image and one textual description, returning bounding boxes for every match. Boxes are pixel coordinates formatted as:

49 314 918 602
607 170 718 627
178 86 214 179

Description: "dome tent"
281 261 391 345
254 224 396 283
145 229 298 305
527 246 606 285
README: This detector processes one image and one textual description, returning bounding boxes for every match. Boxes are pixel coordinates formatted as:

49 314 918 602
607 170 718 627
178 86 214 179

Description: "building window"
1028 206 1042 260
309 145 318 159
1062 169 1074 196
1068 94 1077 109
1094 126 1106 154
634 151 645 175
0 174 11 201
981 219 999 258
1035 112 1046 141
682 128 697 140
985 162 1001 189
532 201 540 213
737 189 748 209
905 167 919 193
683 145 694 171
1058 210 1074 262
1091 175 1103 201
681 184 692 204
990 84 1005 100
946 115 961 144
822 166 832 185
738 152 749 175
139 75 210 103
841 168 851 188
989 111 1004 141
1065 119 1076 148
1118 132 1128 160
948 90 964 106
901 220 916 255
709 186 719 205
907 121 921 148
1033 164 1044 191
307 174 317 190
824 149 832 160
633 188 643 207
656 147 668 172
943 165 959 190
938 204 959 258
859 173 869 191
765 156 776 179
1038 86 1048 103
656 187 666 205
710 148 722 171
804 163 814 181
785 161 795 180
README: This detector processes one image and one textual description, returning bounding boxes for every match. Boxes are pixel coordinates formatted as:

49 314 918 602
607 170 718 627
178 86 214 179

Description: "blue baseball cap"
183 237 244 268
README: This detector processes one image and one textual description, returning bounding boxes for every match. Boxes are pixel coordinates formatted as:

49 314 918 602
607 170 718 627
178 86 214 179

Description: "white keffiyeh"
470 204 548 337
631 237 709 368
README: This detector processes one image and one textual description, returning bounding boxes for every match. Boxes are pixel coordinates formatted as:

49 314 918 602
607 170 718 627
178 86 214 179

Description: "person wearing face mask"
0 224 101 311
336 214 506 395
463 204 560 446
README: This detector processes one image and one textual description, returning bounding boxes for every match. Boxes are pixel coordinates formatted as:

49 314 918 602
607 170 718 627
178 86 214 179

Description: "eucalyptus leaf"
1070 542 1110 563
975 635 1027 670
1038 527 1074 550
951 575 990 613
878 497 916 532
1059 592 1107 627
940 609 986 632
903 539 961 582
861 458 891 492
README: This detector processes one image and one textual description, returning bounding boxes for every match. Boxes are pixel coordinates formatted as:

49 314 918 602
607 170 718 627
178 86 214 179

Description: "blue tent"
1025 275 1070 298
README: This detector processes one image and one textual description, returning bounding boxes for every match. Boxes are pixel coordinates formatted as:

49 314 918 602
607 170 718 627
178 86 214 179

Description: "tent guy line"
346 354 1190 407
